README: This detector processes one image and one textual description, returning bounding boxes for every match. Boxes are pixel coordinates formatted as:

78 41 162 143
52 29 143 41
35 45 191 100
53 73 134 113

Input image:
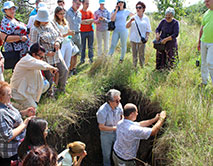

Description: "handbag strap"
134 19 143 39
1 34 17 52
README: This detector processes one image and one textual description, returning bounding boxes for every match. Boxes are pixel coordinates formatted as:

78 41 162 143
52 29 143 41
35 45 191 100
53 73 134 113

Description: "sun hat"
99 0 105 4
1 1 18 13
37 2 47 8
117 0 126 3
35 7 50 22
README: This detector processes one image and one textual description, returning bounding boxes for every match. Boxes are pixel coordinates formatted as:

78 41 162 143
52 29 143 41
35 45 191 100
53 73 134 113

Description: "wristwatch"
19 36 22 41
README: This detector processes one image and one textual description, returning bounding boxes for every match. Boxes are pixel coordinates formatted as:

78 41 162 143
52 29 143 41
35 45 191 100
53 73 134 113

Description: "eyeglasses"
58 12 65 15
114 100 120 104
136 6 142 9
35 53 44 59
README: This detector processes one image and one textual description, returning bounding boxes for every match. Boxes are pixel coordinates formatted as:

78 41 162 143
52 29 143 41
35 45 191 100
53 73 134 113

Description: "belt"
113 151 135 162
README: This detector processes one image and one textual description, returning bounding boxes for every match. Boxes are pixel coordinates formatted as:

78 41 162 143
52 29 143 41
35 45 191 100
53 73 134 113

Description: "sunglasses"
118 1 124 3
58 12 65 15
136 6 142 9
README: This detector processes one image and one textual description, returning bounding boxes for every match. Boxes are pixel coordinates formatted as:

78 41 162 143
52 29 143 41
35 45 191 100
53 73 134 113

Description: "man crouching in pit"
96 89 123 166
113 103 166 166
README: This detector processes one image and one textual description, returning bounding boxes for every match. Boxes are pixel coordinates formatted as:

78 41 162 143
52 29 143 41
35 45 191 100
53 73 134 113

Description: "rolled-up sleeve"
96 109 106 124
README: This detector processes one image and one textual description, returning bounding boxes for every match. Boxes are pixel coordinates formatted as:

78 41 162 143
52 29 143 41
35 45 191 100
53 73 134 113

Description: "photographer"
108 0 133 63
126 1 151 68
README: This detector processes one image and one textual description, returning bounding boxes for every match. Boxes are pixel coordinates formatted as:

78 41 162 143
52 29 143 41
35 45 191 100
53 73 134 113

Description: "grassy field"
5 16 212 165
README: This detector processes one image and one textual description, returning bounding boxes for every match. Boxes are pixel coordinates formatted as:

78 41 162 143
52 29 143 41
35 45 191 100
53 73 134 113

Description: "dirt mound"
47 87 163 166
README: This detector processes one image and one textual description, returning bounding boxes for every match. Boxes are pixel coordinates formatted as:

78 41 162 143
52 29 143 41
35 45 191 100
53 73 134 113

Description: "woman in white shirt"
54 6 76 69
126 1 151 68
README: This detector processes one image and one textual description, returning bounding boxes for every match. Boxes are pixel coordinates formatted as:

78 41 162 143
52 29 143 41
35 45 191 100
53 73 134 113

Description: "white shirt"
11 54 55 102
129 14 151 43
113 119 152 160
58 149 73 166
55 21 72 44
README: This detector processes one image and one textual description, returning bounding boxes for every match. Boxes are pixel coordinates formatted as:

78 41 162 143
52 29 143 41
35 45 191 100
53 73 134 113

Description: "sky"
63 0 202 13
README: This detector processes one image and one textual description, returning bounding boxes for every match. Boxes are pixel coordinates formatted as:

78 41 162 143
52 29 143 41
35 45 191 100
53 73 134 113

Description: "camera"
196 60 200 67
27 28 30 35
141 37 147 44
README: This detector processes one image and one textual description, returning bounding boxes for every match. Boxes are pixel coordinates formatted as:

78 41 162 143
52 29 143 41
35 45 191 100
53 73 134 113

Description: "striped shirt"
0 103 25 158
30 21 63 65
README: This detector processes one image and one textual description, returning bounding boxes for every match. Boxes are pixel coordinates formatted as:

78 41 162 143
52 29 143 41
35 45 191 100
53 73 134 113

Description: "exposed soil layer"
47 87 163 166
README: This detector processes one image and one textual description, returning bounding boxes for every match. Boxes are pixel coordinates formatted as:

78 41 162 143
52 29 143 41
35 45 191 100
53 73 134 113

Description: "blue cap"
2 1 18 13
117 0 126 2
99 0 105 4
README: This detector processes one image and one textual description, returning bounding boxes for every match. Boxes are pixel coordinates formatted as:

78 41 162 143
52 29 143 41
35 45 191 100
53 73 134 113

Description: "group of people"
0 0 213 165
0 81 87 166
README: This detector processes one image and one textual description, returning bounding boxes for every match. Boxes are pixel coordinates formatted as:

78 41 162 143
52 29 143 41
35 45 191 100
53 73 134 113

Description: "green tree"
184 1 207 25
154 0 185 19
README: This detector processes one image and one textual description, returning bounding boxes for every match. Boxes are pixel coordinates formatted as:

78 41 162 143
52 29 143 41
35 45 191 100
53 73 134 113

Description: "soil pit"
47 87 163 166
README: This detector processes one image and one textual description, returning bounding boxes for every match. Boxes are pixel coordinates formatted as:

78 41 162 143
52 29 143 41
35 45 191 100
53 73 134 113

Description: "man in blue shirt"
94 0 110 57
96 89 123 166
113 103 166 166
29 0 41 16
66 0 82 76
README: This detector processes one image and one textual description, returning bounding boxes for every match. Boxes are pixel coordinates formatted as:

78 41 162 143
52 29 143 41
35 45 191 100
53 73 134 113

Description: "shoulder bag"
1 35 21 69
135 19 147 44
108 21 115 31
153 39 165 52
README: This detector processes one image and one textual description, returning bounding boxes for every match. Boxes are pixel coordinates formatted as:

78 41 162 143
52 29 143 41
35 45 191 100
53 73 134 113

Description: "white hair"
106 89 121 102
165 7 175 16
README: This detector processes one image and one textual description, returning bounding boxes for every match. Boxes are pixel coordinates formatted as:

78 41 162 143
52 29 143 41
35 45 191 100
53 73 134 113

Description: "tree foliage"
184 1 207 25
154 0 185 19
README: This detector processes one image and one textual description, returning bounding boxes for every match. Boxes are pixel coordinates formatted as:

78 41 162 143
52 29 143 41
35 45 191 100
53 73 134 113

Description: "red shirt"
80 9 94 32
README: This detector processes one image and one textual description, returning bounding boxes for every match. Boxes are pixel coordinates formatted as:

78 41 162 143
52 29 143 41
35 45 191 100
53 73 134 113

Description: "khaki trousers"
131 41 145 67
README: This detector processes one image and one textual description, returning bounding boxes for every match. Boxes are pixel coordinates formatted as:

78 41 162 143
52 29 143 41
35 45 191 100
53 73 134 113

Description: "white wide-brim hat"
38 2 47 9
1 1 18 13
35 7 50 22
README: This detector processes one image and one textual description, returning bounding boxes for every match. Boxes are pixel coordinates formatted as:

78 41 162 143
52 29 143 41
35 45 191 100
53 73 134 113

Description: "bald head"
124 103 137 117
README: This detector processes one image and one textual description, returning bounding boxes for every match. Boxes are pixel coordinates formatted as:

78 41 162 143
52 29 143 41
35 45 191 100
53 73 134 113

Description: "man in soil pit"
96 89 123 166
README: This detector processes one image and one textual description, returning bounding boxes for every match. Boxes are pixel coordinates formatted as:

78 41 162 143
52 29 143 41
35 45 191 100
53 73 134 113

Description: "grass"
4 16 212 165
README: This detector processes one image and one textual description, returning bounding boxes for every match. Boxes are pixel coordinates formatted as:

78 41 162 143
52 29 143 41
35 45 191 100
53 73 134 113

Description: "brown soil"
47 87 163 166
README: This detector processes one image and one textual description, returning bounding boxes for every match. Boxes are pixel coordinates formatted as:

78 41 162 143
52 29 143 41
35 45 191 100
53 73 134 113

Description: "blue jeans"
100 131 116 166
108 30 128 60
80 31 94 62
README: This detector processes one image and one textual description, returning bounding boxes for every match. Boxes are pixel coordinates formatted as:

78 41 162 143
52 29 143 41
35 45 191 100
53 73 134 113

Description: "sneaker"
78 60 85 66
68 70 73 77
119 59 123 63
89 59 93 64
72 68 77 75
